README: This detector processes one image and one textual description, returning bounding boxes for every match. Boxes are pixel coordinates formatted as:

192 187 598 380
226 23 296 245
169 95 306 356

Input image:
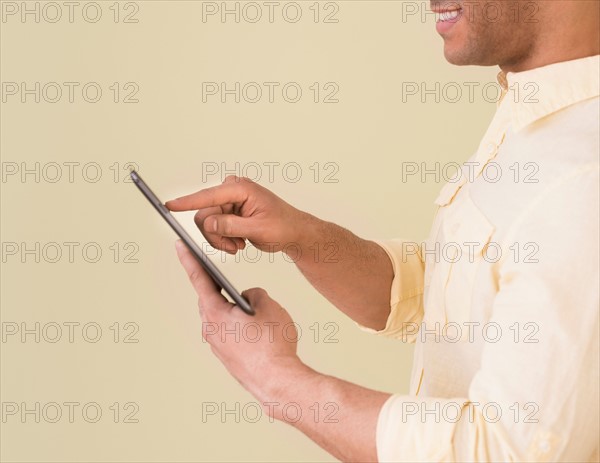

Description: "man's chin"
442 41 501 67
443 47 469 65
443 44 484 66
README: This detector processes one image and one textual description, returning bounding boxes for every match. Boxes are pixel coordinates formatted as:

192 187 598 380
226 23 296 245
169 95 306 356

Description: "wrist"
284 211 325 260
254 357 320 421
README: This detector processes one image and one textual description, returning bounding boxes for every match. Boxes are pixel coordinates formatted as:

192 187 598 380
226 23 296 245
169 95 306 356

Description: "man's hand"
167 175 396 331
175 239 305 401
167 176 311 255
175 239 389 462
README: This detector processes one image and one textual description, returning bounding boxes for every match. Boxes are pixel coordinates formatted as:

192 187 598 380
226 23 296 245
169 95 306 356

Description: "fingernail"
207 217 217 233
175 240 185 251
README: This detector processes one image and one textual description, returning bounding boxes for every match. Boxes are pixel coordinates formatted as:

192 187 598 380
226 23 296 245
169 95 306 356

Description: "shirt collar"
498 54 599 132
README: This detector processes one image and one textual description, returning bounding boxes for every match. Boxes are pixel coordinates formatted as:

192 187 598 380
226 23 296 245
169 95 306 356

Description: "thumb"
241 287 272 308
205 214 252 238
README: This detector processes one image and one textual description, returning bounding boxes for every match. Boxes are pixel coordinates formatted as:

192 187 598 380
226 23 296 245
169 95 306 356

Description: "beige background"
1 1 498 461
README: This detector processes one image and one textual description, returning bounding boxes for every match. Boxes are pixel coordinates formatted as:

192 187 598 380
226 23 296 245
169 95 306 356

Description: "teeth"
438 9 460 21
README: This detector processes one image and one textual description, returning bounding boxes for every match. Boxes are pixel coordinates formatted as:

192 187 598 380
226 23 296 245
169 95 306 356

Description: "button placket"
441 195 495 328
473 132 506 180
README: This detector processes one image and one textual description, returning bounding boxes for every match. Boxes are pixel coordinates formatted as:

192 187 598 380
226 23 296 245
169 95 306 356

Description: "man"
166 1 599 461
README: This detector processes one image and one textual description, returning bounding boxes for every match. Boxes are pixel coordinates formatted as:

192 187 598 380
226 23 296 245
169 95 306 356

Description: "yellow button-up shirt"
366 54 599 462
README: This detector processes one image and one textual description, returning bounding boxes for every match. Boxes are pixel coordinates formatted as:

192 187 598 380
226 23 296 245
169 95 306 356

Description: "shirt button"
539 439 550 453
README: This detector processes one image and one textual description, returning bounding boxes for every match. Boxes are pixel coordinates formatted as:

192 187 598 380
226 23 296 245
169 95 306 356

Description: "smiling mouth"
437 9 461 22
432 4 463 33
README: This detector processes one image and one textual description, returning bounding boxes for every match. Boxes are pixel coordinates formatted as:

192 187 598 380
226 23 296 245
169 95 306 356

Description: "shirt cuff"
376 394 462 462
356 239 425 340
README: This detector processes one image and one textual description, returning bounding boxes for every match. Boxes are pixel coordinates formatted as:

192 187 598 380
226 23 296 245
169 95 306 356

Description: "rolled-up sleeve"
374 166 600 462
357 239 425 341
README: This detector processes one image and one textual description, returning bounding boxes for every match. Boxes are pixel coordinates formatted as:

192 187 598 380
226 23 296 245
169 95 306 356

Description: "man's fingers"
193 206 222 225
175 240 227 309
204 214 252 239
166 181 249 212
232 237 247 250
194 209 240 253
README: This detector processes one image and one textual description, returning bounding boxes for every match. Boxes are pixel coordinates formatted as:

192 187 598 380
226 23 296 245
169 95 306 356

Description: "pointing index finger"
166 182 249 212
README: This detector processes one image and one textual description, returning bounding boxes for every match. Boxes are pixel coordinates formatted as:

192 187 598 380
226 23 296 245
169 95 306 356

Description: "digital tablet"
130 170 254 315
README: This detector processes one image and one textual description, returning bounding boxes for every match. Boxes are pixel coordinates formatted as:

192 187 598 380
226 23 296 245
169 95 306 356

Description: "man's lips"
432 5 462 20
433 5 462 33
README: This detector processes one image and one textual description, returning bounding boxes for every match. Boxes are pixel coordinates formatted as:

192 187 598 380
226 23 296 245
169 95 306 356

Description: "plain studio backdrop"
1 1 499 461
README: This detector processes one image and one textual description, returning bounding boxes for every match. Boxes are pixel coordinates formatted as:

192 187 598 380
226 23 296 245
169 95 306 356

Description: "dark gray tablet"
130 170 254 315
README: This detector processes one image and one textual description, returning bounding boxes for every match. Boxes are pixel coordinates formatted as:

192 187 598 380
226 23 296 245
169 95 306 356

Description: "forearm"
291 213 394 330
253 359 391 462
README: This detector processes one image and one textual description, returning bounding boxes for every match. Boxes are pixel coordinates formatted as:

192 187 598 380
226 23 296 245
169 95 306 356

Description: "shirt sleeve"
375 165 600 462
356 239 425 341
